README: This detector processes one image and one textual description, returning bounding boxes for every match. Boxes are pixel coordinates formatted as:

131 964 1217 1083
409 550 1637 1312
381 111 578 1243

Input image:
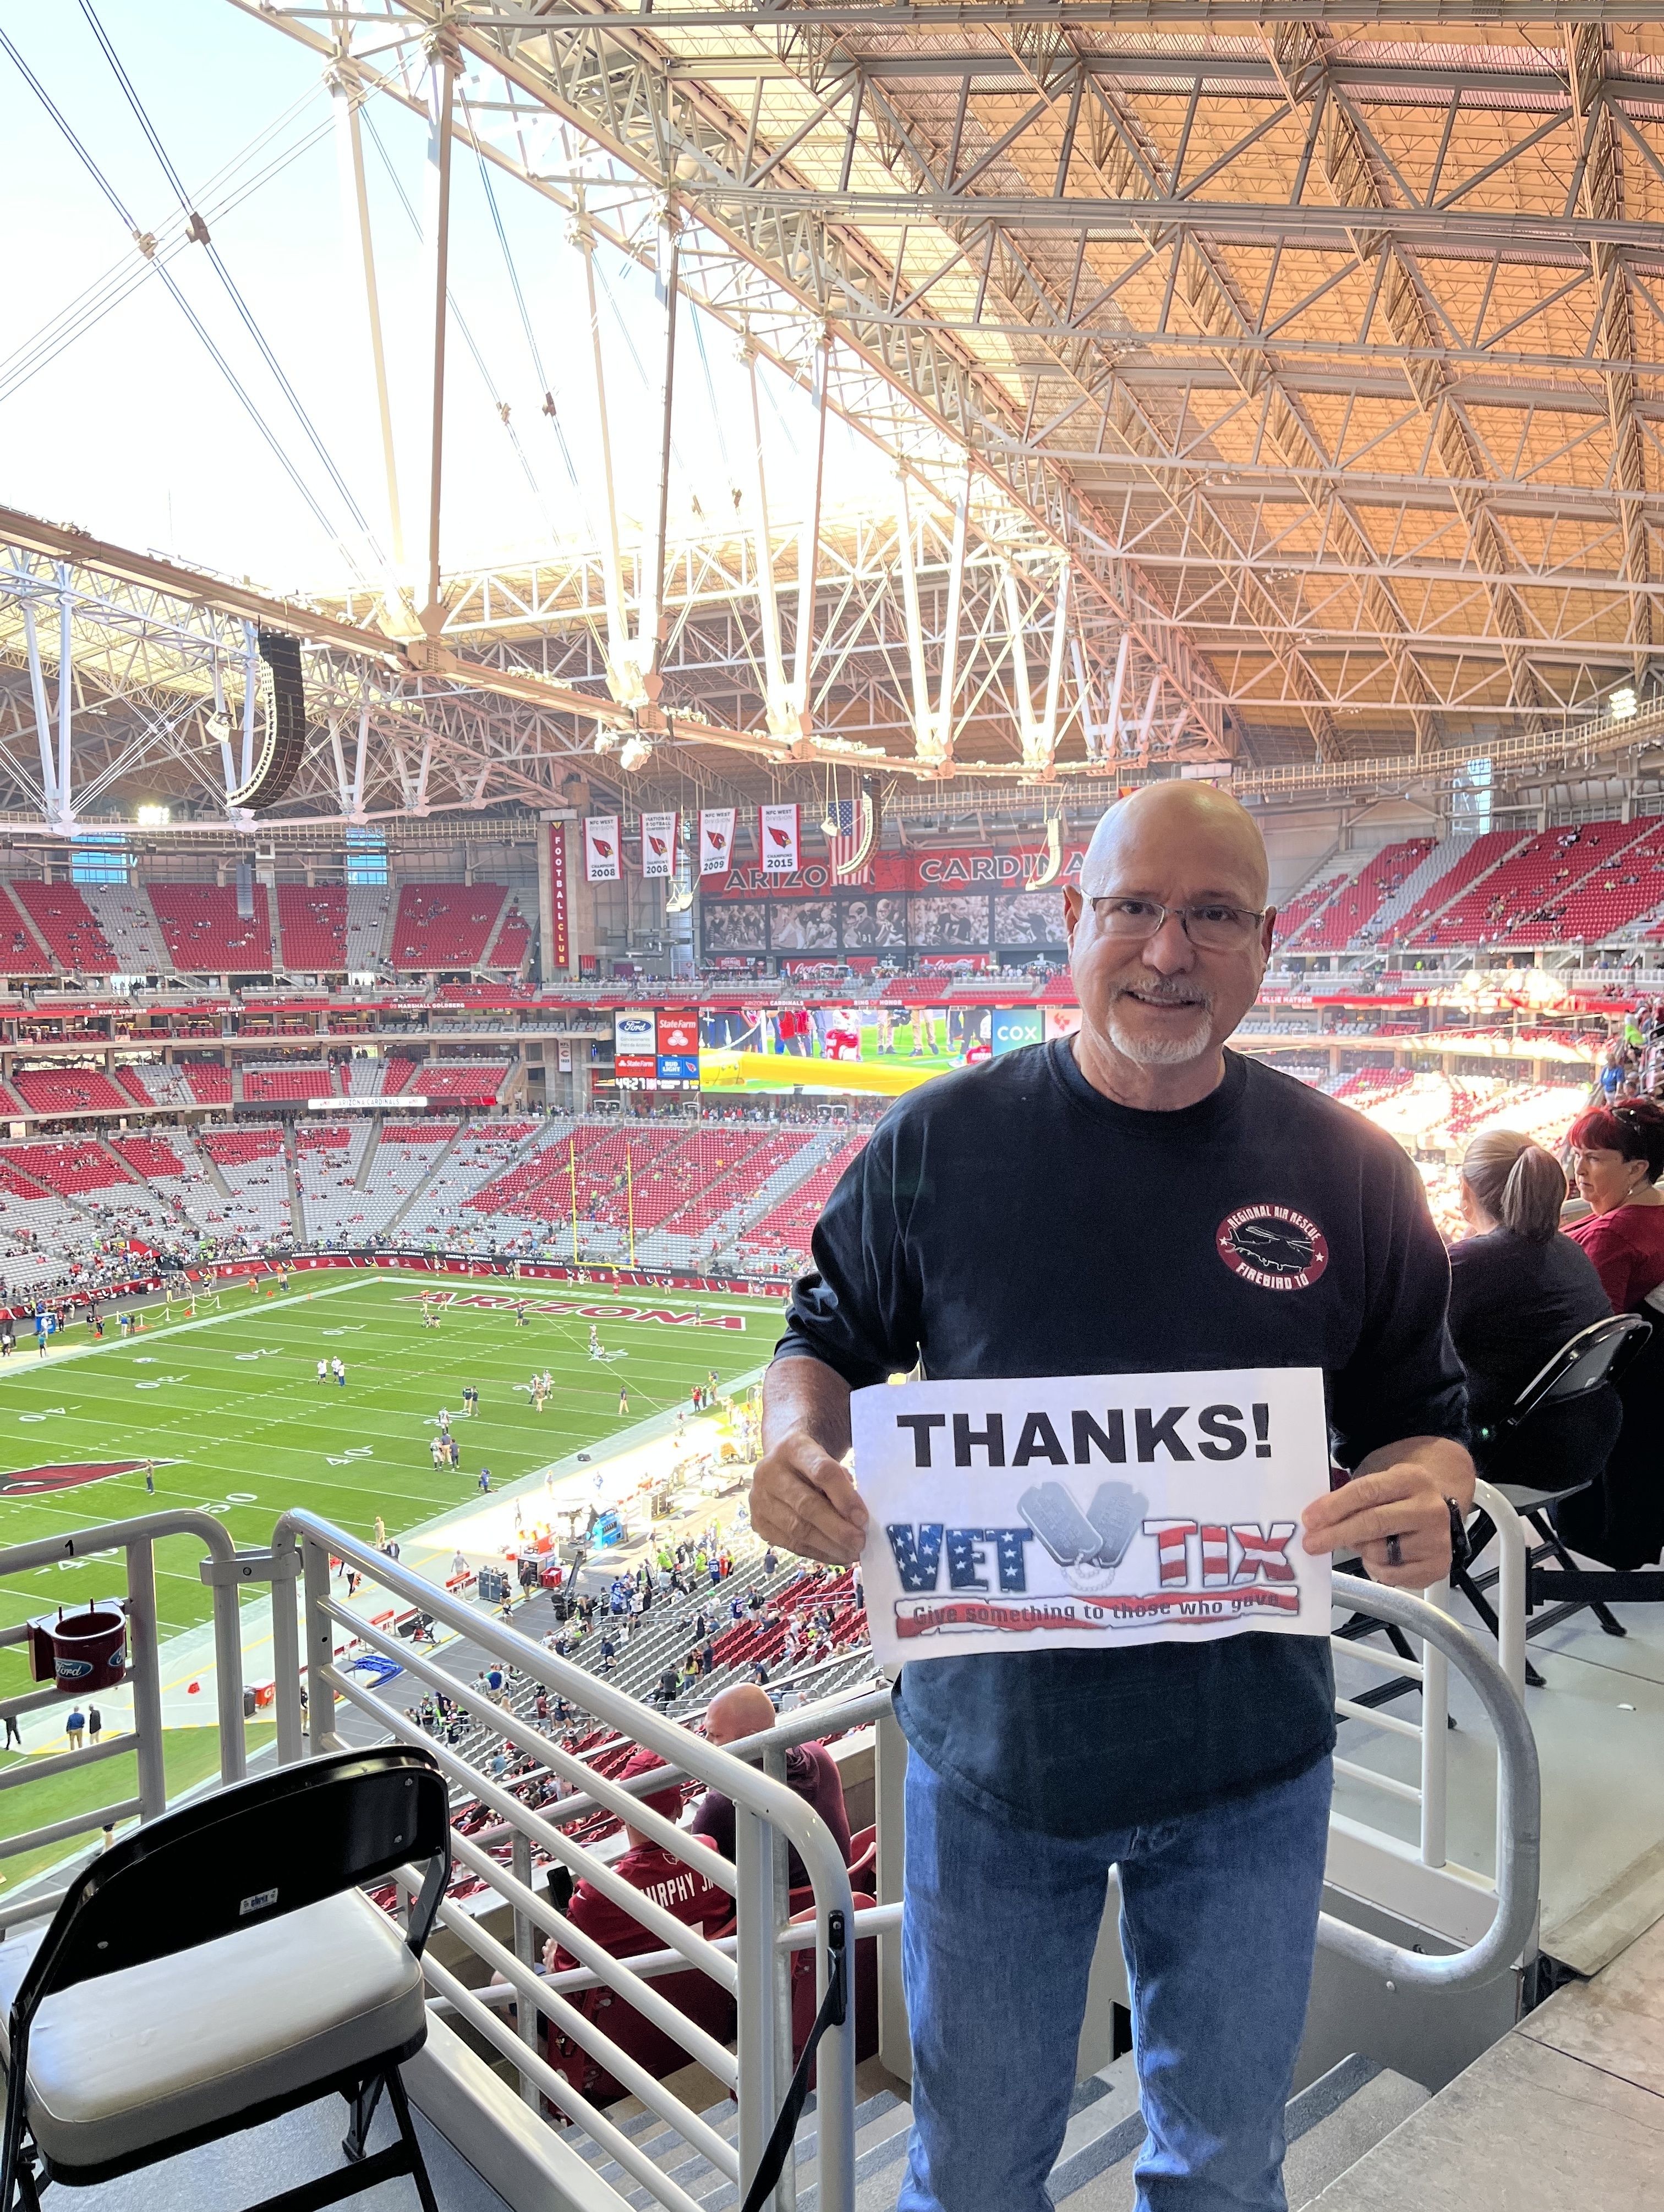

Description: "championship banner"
699 808 737 876
641 810 678 880
854 1368 1331 1666
585 815 621 883
759 802 801 876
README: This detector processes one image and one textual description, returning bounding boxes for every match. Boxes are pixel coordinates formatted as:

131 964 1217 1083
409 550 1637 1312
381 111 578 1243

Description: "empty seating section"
294 1123 373 1243
345 1058 384 1096
277 885 348 971
351 1125 455 1237
0 887 49 974
738 1136 869 1265
182 1063 232 1106
113 1065 154 1107
485 904 532 970
402 1122 545 1242
123 1062 193 1108
243 1063 331 1104
1510 819 1664 945
1414 819 1643 947
9 882 117 973
388 883 506 971
1272 868 1349 946
1387 828 1524 945
110 1134 187 1178
147 884 272 973
1288 839 1434 950
12 1068 130 1116
659 1134 817 1241
383 1058 418 1095
200 1127 291 1238
79 885 168 973
414 1061 506 1106
2 1142 130 1194
343 886 391 973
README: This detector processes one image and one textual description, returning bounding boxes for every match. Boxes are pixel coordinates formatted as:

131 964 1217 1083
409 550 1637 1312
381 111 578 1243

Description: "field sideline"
0 1272 782 1697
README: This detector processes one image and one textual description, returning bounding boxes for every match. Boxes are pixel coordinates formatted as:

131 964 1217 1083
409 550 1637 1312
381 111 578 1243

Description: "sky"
1 0 884 599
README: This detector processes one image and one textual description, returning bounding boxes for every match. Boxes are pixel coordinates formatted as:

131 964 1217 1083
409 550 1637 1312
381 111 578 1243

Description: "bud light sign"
853 1368 1331 1664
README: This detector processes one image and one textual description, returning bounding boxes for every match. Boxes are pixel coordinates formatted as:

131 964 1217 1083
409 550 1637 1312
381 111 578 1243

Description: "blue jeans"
898 1751 1333 2212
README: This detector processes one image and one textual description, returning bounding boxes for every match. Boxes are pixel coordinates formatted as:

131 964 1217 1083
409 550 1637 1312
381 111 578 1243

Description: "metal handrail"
1319 1578 1539 1990
0 1510 248 1891
270 1508 857 2212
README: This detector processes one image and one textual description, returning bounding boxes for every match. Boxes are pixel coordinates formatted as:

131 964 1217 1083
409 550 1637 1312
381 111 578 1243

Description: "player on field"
618 1383 630 1415
317 1358 327 1383
332 1357 347 1387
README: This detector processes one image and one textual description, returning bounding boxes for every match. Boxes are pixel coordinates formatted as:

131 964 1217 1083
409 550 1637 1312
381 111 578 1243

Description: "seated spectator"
540 1748 734 2105
689 1683 851 1885
1447 1130 1612 1468
1564 1098 1664 1311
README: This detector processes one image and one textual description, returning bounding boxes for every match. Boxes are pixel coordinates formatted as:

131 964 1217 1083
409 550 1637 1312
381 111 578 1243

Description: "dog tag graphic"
1019 1481 1102 1567
1085 1482 1148 1569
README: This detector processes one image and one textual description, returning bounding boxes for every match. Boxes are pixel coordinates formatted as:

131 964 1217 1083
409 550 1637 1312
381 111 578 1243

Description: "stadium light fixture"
617 737 653 770
135 804 171 825
1612 686 1638 721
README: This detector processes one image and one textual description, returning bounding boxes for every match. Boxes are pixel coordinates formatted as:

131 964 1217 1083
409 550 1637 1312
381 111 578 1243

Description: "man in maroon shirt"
541 1748 735 2101
688 1683 852 1885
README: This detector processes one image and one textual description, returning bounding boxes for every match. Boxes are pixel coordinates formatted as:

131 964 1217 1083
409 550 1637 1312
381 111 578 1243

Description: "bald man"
754 784 1471 2212
688 1683 851 1887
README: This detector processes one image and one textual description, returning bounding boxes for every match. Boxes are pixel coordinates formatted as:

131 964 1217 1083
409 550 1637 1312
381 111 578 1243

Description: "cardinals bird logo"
647 834 669 859
767 826 794 849
704 829 728 854
590 836 614 861
0 1460 178 1497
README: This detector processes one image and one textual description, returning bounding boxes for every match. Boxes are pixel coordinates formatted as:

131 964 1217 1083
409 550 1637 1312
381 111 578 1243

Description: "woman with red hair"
1563 1097 1664 1311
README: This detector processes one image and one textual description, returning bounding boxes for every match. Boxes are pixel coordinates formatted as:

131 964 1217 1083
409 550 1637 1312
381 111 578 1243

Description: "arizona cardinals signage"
584 815 621 882
0 1461 173 1497
640 810 677 880
699 808 736 876
853 1368 1330 1666
758 802 800 876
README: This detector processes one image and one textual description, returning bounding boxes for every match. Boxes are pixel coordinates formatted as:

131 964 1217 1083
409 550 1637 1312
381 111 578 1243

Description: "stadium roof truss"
221 1 1664 782
15 4 1664 830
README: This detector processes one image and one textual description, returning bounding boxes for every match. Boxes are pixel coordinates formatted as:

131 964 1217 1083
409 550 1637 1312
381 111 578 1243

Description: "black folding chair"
0 1746 449 2212
1462 1313 1654 1678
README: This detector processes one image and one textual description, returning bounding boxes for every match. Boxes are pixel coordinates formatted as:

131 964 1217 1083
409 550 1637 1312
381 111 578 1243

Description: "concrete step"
1047 2055 1428 2212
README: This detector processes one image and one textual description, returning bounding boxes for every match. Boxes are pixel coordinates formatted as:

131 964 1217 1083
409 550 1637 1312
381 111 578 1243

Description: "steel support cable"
0 103 337 405
0 23 368 580
358 109 557 531
77 0 386 562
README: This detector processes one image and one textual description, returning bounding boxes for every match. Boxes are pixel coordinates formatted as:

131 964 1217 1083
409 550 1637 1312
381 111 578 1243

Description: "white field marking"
0 1273 392 1384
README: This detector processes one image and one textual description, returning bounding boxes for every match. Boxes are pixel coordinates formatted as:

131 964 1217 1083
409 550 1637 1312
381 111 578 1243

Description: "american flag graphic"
826 776 879 880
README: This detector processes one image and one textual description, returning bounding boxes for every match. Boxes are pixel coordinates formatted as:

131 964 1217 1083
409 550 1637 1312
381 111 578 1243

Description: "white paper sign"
699 808 736 876
641 810 677 880
853 1368 1332 1665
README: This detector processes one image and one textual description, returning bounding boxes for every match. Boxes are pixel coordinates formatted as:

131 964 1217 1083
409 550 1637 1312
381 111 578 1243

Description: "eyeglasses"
1087 896 1267 952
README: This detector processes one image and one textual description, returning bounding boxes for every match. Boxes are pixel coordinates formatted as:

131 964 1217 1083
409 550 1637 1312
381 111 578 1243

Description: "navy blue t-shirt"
775 1042 1466 1837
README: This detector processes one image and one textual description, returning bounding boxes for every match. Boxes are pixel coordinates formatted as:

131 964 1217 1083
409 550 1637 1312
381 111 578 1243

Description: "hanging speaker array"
227 629 308 810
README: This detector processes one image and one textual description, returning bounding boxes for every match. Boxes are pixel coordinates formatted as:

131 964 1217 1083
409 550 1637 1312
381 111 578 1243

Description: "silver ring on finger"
1384 1533 1404 1569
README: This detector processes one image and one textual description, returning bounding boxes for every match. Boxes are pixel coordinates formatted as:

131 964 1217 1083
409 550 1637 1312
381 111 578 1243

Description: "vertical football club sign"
759 801 801 875
853 1368 1332 1667
584 815 621 882
548 824 570 969
641 810 678 880
614 1008 658 1089
699 808 737 876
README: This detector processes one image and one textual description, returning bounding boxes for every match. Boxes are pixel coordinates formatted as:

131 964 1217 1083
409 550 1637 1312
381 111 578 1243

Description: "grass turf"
0 1271 779 1694
0 1724 278 1892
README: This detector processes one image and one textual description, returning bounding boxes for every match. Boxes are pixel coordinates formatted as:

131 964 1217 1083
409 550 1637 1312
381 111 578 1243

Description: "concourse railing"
270 1508 856 2212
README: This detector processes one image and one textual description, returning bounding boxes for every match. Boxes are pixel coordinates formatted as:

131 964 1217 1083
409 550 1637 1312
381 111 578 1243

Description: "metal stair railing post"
270 1508 857 2212
1321 1577 1539 1990
0 1508 247 1921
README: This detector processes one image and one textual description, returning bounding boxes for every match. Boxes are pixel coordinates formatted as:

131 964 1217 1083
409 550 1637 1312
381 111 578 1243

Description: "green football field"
0 1271 780 1689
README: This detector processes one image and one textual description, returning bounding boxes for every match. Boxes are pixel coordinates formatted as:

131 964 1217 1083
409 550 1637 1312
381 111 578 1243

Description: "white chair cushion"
0 1889 425 2171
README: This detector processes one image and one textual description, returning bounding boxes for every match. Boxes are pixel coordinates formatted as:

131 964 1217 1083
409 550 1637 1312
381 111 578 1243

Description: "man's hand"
1300 1434 1474 1589
752 1427 868 1565
752 1355 867 1566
